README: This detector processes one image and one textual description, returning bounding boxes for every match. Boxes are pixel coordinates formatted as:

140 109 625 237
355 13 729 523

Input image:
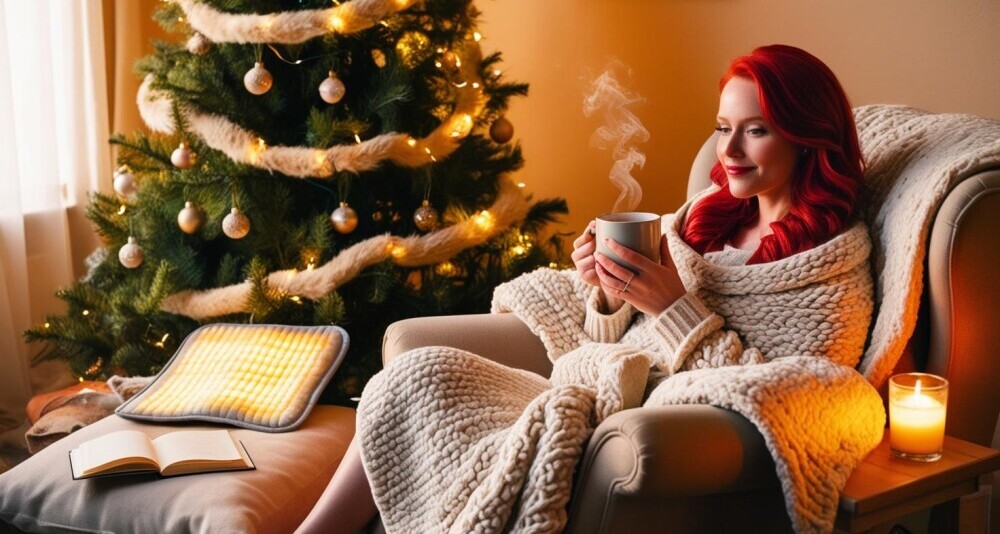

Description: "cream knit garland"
143 0 489 178
177 0 418 45
138 67 484 178
161 178 529 319
149 1 528 318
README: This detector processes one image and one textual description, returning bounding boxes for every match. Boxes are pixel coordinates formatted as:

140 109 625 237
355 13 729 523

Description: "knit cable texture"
358 212 878 533
852 105 1000 388
356 105 1000 533
357 344 647 533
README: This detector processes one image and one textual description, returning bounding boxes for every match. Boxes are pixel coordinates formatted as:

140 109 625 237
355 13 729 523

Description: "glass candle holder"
889 373 948 462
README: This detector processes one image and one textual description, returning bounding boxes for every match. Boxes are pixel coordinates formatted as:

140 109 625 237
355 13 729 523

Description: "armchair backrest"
684 111 1000 449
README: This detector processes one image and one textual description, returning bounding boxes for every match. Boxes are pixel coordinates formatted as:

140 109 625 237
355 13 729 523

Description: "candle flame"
914 379 922 397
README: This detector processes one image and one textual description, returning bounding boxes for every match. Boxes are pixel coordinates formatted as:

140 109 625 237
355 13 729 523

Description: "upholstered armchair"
379 108 1000 532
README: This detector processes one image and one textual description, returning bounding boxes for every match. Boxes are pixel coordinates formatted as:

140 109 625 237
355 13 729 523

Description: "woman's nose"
723 133 744 158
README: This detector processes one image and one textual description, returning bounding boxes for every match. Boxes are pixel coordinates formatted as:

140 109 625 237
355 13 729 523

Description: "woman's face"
715 77 798 203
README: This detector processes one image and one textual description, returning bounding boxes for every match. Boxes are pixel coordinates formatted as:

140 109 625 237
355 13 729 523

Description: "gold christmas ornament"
413 200 439 231
319 71 346 104
439 50 459 73
395 31 432 69
435 261 458 277
171 142 197 169
177 201 204 234
113 167 137 199
243 62 273 95
186 32 211 55
371 49 387 68
330 202 358 234
489 116 514 144
118 236 144 269
222 207 251 239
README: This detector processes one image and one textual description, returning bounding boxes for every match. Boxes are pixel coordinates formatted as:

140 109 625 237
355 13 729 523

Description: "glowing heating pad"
116 324 348 432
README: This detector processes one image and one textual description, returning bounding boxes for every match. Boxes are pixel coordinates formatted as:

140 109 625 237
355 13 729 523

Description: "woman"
575 43 862 320
297 44 873 534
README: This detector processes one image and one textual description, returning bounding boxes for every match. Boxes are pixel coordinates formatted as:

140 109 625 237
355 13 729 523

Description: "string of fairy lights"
101 0 537 322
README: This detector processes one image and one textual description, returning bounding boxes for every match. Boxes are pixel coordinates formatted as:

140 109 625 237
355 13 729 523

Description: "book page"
76 430 159 475
152 429 242 473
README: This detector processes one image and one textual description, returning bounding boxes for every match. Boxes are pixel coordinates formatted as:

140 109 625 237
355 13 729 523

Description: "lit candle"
889 373 948 462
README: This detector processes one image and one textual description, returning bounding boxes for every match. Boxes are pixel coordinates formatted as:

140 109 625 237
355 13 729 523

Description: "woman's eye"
747 127 767 136
714 126 731 134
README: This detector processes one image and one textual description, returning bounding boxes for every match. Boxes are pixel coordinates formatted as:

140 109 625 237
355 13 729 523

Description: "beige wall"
477 0 1000 238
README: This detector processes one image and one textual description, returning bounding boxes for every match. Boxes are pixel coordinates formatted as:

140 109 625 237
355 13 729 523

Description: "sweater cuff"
584 287 635 343
648 293 724 373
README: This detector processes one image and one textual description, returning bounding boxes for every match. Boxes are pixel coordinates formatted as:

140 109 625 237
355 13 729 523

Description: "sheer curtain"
0 0 111 435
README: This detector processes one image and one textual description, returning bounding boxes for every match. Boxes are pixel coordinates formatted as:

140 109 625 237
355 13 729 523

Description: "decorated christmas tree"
26 0 566 404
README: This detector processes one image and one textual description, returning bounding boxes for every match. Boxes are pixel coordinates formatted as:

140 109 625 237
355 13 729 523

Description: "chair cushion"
116 323 348 432
0 405 355 534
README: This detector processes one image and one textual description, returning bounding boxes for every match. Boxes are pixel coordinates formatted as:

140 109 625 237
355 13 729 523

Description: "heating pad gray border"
115 323 349 432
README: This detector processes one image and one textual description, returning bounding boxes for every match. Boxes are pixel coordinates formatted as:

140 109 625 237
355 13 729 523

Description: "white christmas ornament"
319 71 346 104
222 207 250 239
330 202 358 234
113 168 137 198
177 201 204 234
244 62 273 95
171 142 197 169
118 236 144 269
187 32 211 55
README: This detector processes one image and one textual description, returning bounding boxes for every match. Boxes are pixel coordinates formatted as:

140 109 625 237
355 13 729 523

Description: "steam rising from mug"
583 63 650 213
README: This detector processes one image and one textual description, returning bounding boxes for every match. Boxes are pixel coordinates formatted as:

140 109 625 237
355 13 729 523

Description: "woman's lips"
725 166 755 176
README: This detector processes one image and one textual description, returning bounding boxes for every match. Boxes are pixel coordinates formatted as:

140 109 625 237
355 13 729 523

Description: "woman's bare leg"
295 435 378 534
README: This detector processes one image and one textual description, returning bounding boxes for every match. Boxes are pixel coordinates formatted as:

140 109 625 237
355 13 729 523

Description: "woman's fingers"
601 238 655 271
594 261 618 288
594 251 634 285
659 235 675 270
570 239 595 263
572 221 597 249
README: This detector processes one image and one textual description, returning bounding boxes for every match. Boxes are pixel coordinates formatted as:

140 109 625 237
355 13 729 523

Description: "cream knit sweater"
358 193 885 534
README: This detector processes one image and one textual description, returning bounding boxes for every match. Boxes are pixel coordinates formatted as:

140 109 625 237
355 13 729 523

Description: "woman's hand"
571 221 600 287
594 235 687 316
571 221 626 312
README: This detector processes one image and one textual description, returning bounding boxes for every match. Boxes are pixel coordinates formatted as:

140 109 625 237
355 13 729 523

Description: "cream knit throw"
853 105 1000 388
358 202 883 533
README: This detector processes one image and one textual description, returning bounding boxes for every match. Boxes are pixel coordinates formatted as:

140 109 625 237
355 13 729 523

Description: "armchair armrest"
381 313 552 377
566 404 789 533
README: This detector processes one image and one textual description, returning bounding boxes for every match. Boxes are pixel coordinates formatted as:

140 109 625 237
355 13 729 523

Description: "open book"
69 429 254 479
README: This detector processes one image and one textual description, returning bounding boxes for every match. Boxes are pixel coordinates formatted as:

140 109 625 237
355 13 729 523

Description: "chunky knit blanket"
357 105 1000 533
853 105 1000 388
358 203 884 533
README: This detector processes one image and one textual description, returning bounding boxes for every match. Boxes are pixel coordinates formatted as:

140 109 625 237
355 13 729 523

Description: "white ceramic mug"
594 212 662 269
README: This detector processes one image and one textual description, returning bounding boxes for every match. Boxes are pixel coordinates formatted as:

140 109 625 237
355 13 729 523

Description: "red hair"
681 44 864 263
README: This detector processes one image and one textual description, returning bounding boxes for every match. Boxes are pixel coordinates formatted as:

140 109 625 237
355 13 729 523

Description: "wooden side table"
836 432 1000 533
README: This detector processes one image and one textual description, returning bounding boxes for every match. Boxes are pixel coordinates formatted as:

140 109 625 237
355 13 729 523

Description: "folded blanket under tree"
358 105 1000 534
